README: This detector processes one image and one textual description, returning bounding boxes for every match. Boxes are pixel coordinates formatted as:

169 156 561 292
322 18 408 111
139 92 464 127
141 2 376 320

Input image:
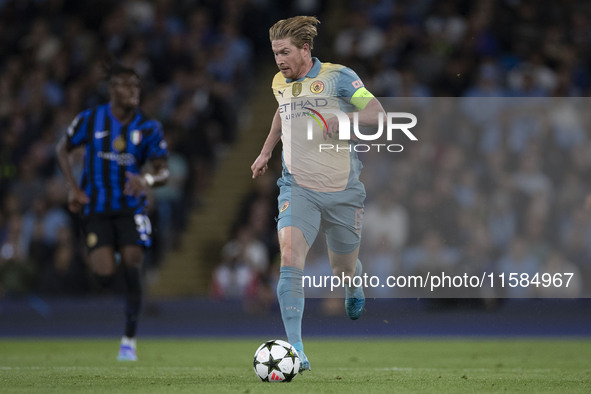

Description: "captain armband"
350 87 375 110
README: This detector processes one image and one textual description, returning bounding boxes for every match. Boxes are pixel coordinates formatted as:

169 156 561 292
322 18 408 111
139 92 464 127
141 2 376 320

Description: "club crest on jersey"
292 82 302 97
130 130 142 145
280 201 290 213
310 80 324 94
113 136 126 152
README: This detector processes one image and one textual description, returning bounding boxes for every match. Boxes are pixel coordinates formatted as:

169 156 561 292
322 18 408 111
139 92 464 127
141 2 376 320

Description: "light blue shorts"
276 182 365 254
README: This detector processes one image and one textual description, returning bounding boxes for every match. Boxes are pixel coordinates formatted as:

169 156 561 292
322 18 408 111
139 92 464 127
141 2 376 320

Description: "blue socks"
277 262 361 349
277 266 305 348
345 259 363 299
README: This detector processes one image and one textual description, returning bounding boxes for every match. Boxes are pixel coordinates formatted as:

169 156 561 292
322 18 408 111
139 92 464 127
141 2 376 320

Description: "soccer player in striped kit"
56 64 169 361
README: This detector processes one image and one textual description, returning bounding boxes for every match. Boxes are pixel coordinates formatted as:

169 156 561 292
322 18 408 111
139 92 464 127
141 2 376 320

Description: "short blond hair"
269 16 320 50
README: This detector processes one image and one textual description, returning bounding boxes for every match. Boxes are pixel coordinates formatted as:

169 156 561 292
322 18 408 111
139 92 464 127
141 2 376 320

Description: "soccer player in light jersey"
56 64 169 361
251 16 384 372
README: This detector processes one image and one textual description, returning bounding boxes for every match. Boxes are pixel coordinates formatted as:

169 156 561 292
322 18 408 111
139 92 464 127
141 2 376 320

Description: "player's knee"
333 265 355 278
121 247 143 268
123 258 142 269
280 247 295 267
89 247 117 275
330 256 358 277
280 246 304 268
92 261 115 276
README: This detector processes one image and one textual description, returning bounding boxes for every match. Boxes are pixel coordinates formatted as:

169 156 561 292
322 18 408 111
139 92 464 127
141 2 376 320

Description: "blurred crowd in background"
214 0 591 303
1 0 591 301
0 0 268 295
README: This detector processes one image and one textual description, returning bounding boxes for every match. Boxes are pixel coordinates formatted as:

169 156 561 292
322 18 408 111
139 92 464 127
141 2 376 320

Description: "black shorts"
82 213 152 252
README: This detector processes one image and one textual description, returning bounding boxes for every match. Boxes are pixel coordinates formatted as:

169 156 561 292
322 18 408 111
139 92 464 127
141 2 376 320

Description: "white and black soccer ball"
253 339 300 382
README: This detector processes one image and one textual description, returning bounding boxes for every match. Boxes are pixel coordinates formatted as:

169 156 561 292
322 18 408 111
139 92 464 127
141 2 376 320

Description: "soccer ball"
253 339 300 382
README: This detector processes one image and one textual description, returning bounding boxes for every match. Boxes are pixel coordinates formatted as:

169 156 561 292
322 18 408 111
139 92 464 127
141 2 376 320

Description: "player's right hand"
251 154 270 179
67 187 90 213
325 116 340 140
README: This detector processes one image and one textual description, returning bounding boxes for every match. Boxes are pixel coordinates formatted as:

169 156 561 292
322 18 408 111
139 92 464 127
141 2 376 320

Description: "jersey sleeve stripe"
114 124 127 212
85 109 98 216
66 112 89 150
98 106 110 214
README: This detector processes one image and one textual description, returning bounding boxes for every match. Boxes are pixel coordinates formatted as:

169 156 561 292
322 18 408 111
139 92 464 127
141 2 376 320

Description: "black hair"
105 62 140 82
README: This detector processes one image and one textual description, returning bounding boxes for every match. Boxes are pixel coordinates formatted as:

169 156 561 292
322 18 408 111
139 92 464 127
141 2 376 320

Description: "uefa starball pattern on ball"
253 339 300 382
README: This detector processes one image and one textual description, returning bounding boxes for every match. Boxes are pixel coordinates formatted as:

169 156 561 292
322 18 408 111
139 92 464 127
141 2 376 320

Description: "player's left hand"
124 171 148 197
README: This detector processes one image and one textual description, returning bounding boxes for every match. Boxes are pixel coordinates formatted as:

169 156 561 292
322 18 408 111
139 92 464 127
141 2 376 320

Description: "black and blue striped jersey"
66 103 168 216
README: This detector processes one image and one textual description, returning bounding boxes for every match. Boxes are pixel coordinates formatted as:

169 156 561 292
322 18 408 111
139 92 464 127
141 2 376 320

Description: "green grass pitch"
0 338 589 393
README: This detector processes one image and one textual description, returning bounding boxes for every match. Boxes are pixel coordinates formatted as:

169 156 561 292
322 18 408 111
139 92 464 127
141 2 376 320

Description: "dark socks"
93 274 114 290
123 265 142 338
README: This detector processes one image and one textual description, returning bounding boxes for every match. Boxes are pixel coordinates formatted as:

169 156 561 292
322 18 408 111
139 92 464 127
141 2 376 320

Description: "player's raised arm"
251 107 282 179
